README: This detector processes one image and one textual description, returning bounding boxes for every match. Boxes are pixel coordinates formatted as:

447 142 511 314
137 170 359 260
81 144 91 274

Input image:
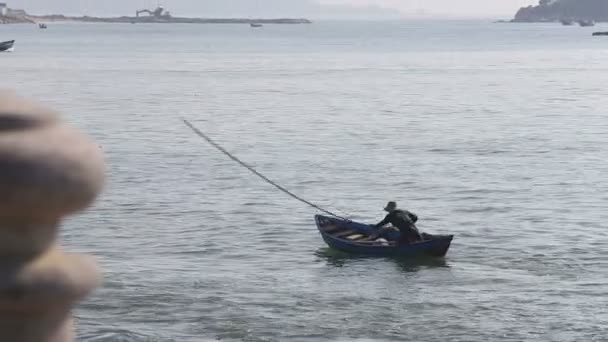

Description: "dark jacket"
375 209 420 239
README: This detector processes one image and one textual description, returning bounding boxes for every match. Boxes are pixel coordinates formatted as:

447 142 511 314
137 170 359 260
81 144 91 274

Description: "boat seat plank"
346 234 365 240
333 230 356 238
353 240 397 246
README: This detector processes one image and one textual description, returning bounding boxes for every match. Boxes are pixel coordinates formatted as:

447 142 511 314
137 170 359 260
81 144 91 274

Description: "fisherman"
370 201 422 244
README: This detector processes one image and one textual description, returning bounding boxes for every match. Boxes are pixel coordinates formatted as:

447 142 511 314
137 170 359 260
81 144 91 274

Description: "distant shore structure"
0 4 311 25
512 0 608 23
0 3 34 24
136 6 171 19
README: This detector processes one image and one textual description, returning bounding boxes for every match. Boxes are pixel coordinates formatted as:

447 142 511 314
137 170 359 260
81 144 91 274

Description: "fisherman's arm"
374 214 391 228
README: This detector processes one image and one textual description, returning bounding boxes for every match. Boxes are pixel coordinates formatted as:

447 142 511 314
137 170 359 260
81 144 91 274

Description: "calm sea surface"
2 20 608 341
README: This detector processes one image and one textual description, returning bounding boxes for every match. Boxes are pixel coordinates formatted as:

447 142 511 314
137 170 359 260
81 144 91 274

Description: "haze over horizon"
8 0 538 19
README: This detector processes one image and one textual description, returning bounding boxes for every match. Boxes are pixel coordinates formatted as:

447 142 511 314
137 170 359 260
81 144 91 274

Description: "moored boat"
0 40 15 52
315 215 453 258
561 19 574 26
578 20 595 27
250 23 263 28
592 31 608 36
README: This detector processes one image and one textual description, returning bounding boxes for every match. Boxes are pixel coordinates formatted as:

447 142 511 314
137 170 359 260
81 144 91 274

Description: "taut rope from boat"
183 119 347 220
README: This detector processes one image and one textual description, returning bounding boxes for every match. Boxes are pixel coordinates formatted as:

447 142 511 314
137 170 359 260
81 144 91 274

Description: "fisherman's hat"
384 201 397 212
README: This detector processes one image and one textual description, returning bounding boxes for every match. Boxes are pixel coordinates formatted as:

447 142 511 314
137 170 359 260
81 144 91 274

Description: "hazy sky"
8 0 539 19
321 0 538 17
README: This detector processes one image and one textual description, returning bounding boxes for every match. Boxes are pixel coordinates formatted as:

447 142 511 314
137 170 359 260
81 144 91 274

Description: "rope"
183 119 348 220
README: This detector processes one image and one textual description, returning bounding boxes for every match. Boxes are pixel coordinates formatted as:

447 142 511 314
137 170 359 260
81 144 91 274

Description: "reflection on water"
315 247 450 272
393 257 450 273
314 247 362 267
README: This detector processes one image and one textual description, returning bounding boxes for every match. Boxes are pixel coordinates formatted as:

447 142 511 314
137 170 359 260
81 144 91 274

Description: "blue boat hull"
0 40 14 52
315 215 453 258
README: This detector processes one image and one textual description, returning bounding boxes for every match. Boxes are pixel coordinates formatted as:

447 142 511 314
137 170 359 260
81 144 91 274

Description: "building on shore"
6 8 26 18
0 3 32 24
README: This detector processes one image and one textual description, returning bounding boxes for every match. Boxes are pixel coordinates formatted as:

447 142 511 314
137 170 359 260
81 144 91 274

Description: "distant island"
512 0 608 22
0 5 311 25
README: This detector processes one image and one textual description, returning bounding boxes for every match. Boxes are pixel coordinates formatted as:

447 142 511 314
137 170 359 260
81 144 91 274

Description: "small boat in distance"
578 20 595 27
560 19 574 26
592 31 608 36
0 40 15 52
250 23 263 28
39 23 48 29
315 215 454 258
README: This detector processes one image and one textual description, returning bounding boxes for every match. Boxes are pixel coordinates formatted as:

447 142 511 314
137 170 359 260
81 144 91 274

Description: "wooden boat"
315 214 453 258
250 23 263 28
0 40 15 52
39 23 48 29
592 31 608 36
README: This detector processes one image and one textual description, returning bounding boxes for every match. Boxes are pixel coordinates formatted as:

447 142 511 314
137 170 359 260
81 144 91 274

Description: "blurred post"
0 92 105 341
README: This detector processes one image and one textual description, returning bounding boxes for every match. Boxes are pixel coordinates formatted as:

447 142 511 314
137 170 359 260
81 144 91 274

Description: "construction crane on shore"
136 5 171 18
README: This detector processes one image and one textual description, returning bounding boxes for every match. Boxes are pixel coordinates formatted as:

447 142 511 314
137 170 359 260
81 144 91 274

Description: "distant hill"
513 0 608 22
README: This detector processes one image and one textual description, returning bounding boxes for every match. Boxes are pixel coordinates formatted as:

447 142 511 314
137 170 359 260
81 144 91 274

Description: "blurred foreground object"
0 92 105 342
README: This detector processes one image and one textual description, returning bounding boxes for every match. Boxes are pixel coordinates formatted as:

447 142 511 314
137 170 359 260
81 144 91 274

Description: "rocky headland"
513 0 608 22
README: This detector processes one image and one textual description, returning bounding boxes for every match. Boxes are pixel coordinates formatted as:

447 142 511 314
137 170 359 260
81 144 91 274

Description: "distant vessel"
250 23 263 28
38 23 47 29
592 31 608 36
560 19 574 26
578 20 595 27
0 40 15 52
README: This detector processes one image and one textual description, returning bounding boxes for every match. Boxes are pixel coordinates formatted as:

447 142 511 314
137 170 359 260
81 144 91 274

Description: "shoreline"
2 14 312 25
